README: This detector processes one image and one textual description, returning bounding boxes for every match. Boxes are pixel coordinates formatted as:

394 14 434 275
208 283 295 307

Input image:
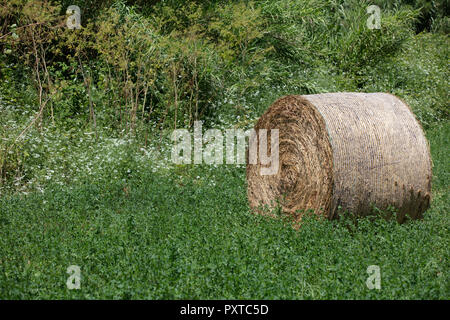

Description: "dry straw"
246 93 432 223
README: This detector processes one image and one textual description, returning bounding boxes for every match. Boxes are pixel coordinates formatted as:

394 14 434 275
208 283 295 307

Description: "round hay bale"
246 92 432 223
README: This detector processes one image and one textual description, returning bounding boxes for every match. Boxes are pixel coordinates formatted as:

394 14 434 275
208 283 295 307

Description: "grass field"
1 122 448 299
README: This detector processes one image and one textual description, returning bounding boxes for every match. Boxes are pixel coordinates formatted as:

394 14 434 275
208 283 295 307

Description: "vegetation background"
0 0 448 299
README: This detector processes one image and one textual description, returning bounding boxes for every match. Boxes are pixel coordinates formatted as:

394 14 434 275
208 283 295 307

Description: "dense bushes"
1 0 439 128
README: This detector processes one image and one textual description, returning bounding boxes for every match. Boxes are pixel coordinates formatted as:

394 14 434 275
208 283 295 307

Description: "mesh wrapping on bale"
246 93 432 222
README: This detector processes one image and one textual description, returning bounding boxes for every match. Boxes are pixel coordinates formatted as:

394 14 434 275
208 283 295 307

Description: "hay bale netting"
246 92 432 223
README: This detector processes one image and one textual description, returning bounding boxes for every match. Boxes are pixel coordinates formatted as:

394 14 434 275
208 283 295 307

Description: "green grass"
0 121 448 299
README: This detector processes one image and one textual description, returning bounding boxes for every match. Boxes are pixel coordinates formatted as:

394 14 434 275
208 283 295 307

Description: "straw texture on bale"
246 92 432 222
